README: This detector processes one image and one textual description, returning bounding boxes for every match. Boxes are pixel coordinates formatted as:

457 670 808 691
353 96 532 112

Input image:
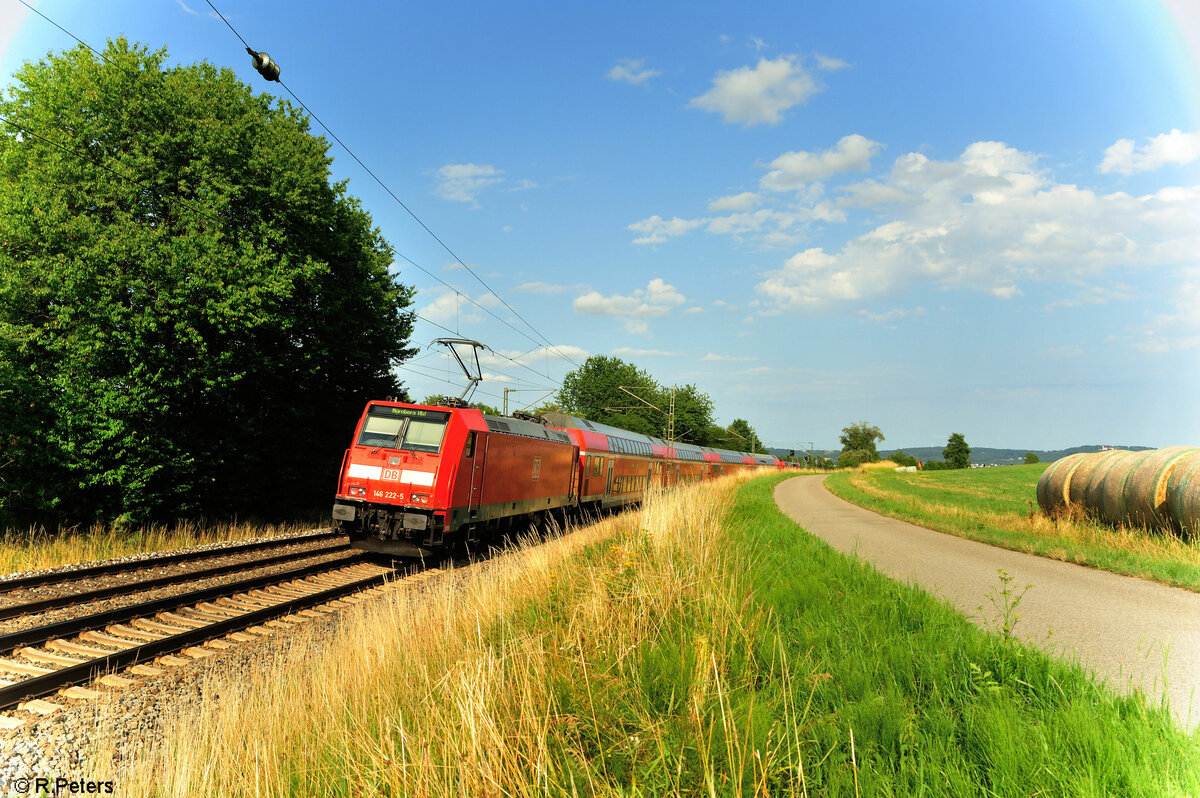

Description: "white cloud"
708 192 762 212
434 163 504 205
1099 129 1200 175
515 281 569 294
1121 267 1200 353
626 136 880 247
755 141 1200 308
814 53 849 71
1043 284 1133 310
1042 344 1084 358
837 180 920 207
627 202 842 248
574 278 687 333
607 58 661 85
689 56 819 126
417 288 500 325
702 353 757 362
627 215 706 244
857 306 927 325
613 347 677 357
761 134 883 191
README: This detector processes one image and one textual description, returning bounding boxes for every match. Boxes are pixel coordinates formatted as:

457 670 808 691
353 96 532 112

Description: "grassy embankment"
826 463 1200 592
0 518 323 574
100 472 1198 797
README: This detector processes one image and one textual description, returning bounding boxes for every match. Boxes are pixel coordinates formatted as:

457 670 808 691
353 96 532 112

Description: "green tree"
839 422 885 463
556 357 717 444
1024 452 1040 464
697 424 730 448
664 383 715 446
892 450 918 467
0 40 416 528
557 355 657 433
837 449 873 469
944 433 971 469
726 418 767 454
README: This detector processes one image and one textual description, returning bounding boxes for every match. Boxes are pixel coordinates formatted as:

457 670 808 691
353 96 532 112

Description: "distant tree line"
548 355 769 453
837 424 972 470
0 41 416 529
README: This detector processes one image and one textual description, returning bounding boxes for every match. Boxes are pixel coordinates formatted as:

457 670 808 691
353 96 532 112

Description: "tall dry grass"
94 472 774 796
0 518 323 575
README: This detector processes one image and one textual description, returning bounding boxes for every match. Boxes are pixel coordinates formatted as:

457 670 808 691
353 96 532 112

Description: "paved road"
774 475 1200 731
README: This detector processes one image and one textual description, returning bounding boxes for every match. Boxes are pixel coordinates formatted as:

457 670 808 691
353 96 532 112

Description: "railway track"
0 537 351 621
0 551 403 723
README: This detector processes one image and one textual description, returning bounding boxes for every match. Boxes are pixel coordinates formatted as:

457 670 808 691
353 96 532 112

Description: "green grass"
723 475 1198 796
826 464 1200 592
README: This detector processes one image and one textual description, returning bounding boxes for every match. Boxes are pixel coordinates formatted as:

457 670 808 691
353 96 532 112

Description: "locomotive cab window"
357 406 449 453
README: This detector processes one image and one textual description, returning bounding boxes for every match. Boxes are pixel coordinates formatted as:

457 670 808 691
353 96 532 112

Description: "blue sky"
3 0 1199 452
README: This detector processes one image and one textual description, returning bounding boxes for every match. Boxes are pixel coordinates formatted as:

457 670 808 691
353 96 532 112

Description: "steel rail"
0 555 370 654
0 540 351 621
0 567 396 711
0 530 344 592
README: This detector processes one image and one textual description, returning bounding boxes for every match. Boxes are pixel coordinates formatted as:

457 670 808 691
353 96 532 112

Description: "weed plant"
94 474 1200 796
827 464 1200 591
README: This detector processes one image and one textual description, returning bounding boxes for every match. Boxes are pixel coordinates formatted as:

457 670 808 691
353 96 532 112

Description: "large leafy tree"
557 355 659 435
839 421 884 465
0 40 416 527
944 433 971 469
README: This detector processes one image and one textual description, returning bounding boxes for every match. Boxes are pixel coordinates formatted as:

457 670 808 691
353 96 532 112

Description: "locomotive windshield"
356 405 449 453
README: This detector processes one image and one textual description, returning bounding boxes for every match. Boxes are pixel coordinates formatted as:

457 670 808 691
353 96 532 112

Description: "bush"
838 449 874 469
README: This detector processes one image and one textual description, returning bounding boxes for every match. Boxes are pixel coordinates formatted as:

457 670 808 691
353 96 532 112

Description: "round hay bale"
1166 451 1200 537
1036 453 1090 514
1122 446 1200 530
1099 450 1153 526
1075 450 1130 516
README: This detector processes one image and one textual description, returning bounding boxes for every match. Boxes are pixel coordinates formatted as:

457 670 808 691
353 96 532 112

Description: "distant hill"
881 445 1154 466
767 445 1154 466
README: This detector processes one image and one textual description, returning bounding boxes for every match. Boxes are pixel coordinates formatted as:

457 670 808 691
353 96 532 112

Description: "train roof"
481 413 572 444
544 413 771 463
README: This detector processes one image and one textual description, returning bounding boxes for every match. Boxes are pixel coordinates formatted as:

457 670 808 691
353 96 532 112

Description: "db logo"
382 469 401 481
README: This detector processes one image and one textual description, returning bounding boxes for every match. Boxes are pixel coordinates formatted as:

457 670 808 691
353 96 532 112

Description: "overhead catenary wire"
201 0 581 372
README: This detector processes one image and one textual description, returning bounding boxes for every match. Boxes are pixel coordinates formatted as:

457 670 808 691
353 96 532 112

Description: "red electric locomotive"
332 400 578 556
